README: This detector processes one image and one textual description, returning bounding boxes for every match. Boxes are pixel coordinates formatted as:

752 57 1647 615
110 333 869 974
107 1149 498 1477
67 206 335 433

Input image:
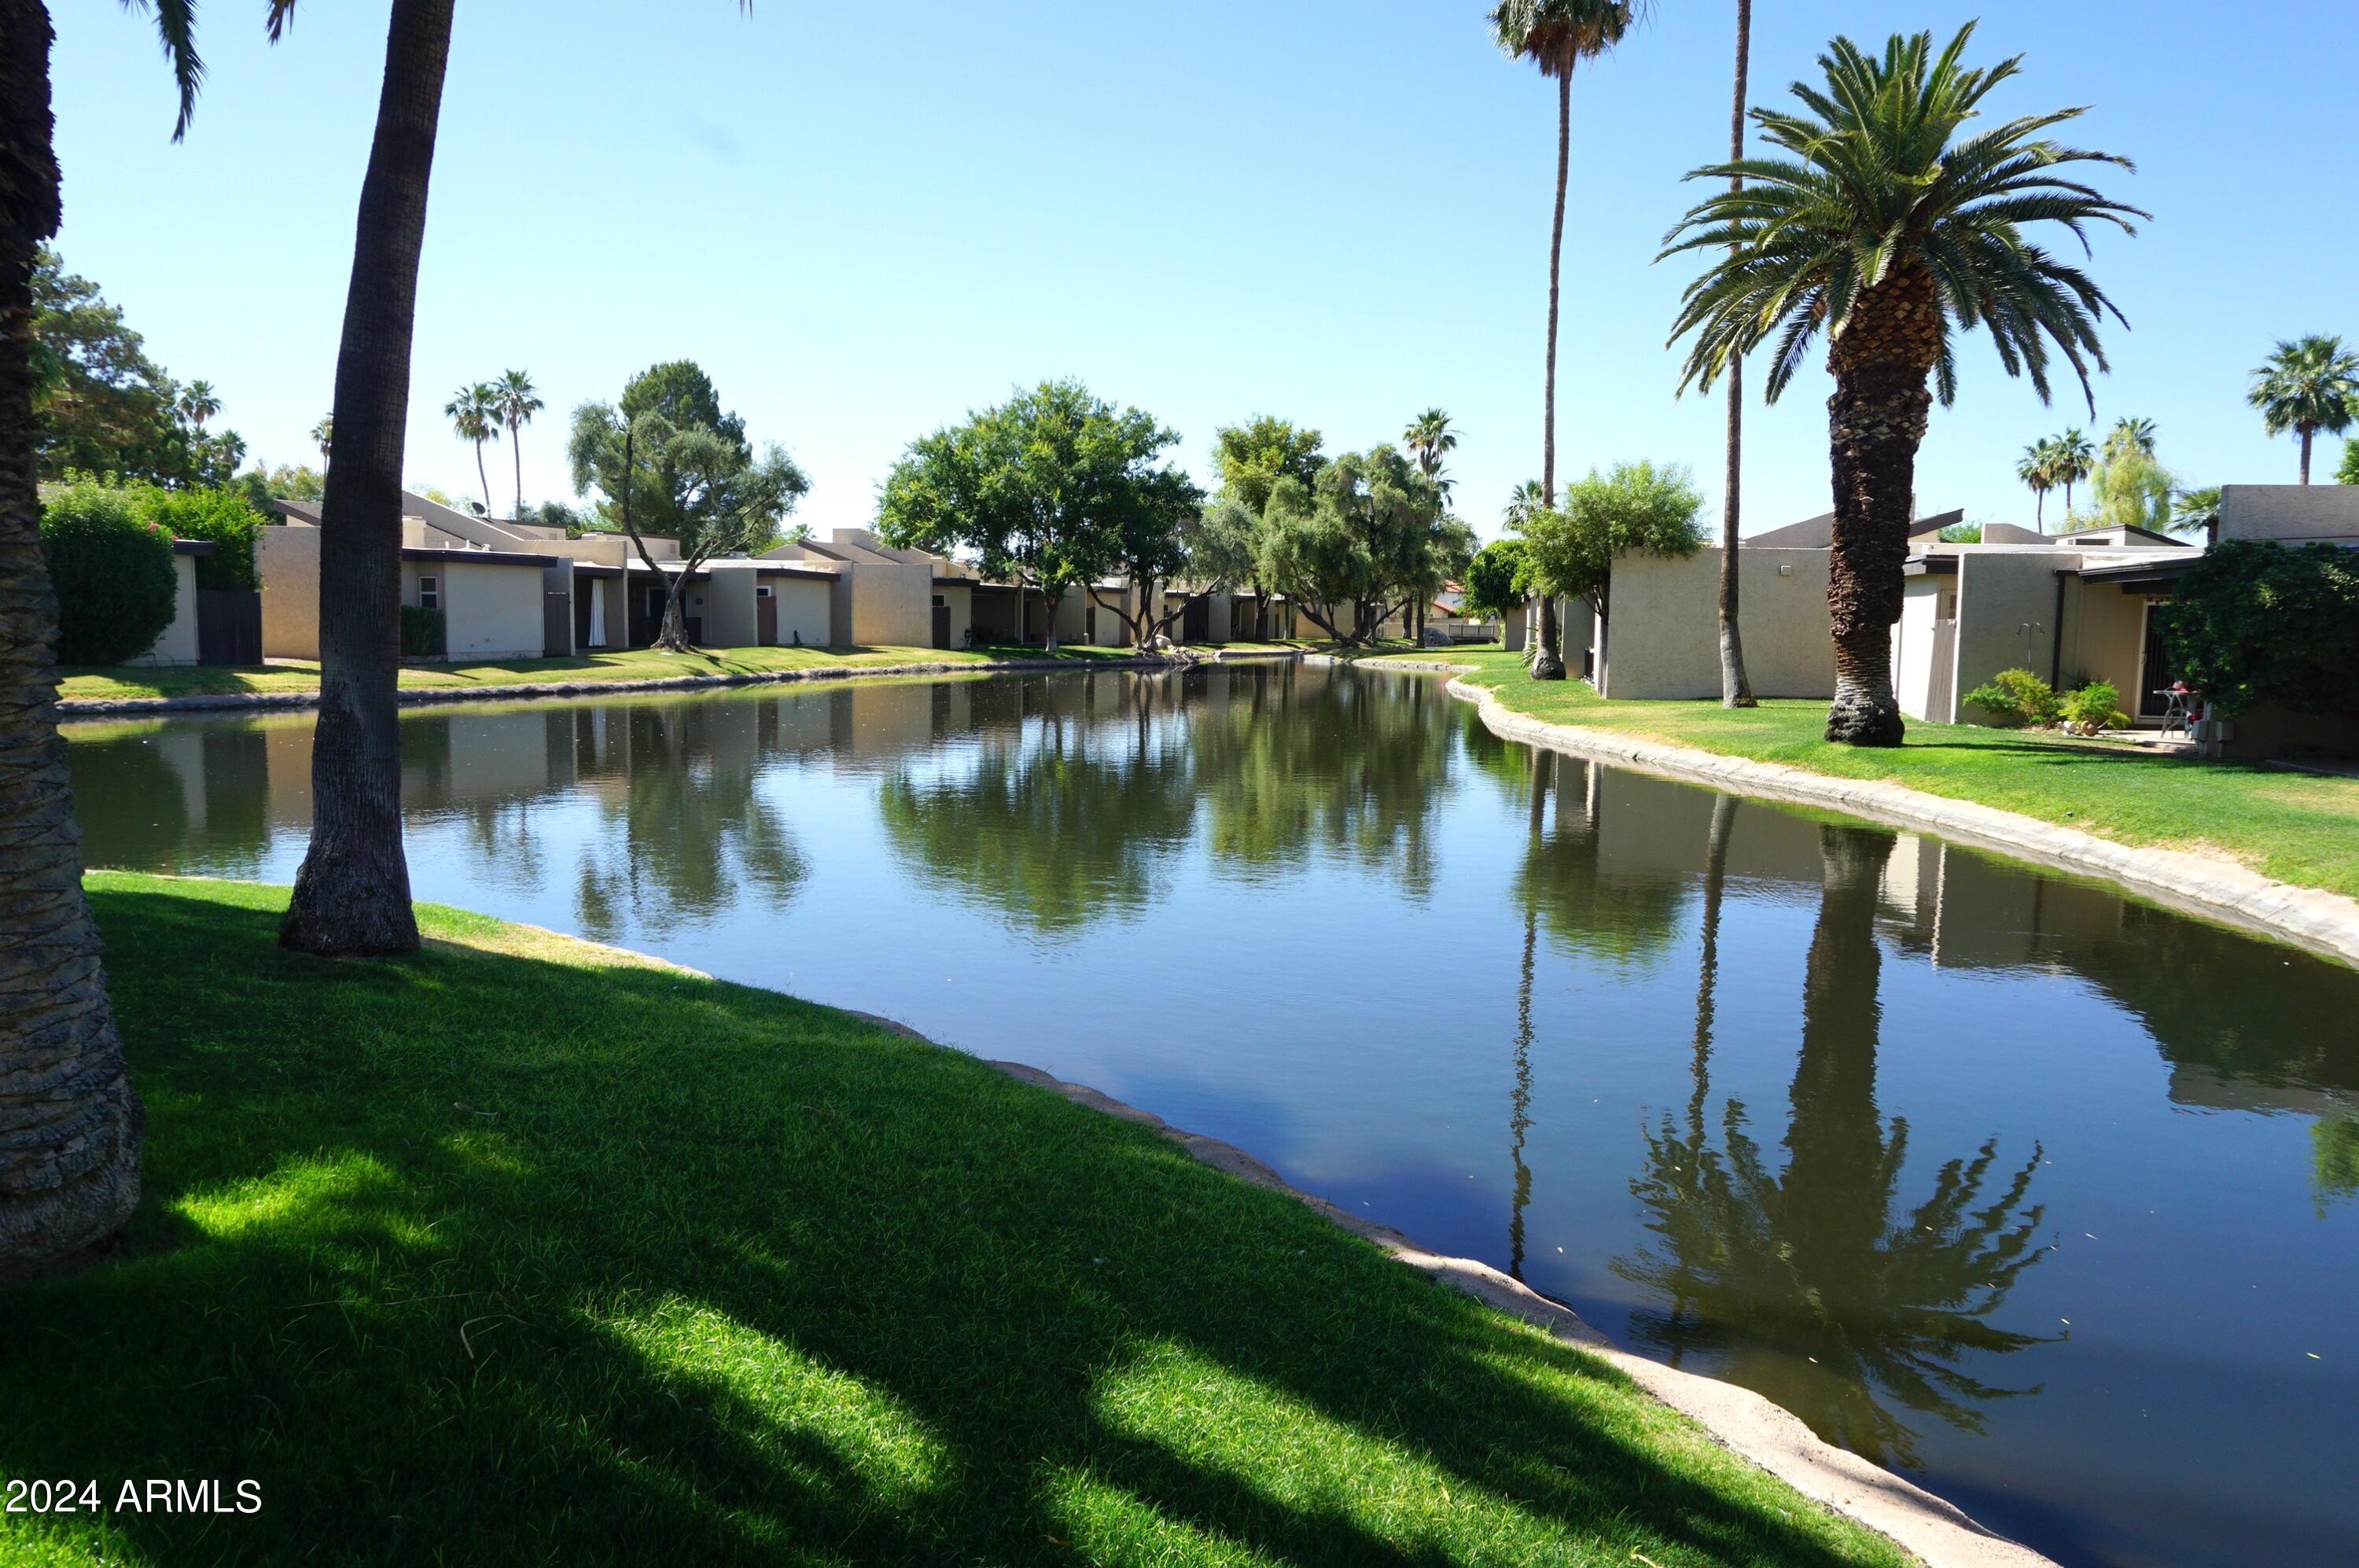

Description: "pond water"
64 663 2359 1568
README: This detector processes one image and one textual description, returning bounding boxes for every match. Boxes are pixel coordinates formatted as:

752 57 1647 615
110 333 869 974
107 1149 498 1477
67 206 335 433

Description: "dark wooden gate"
932 602 951 649
1182 594 1210 644
194 590 260 666
543 570 572 657
758 592 778 646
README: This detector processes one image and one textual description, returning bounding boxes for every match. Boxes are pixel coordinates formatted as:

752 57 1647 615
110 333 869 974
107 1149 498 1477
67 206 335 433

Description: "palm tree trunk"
2299 426 2313 484
1717 0 1757 709
282 0 458 957
473 440 491 513
2034 488 2044 530
1822 272 1936 747
510 422 524 517
1529 69 1571 683
0 0 142 1281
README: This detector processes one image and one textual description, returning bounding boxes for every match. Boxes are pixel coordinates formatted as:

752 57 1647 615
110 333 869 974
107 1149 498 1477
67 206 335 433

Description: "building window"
418 576 439 610
756 585 773 599
932 594 945 607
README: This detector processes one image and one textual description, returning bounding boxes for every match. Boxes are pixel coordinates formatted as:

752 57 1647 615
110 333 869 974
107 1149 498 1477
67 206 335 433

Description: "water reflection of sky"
65 665 2359 1568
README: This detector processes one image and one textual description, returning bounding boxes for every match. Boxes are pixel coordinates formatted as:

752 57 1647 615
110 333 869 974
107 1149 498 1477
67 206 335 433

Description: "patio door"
2139 602 2177 718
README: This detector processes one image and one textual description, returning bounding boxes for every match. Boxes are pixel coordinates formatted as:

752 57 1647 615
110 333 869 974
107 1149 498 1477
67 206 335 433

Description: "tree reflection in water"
1613 822 2056 1470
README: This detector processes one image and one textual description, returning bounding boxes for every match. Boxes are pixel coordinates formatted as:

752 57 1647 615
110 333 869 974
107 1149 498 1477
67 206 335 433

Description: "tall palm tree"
444 381 502 513
1663 24 2141 744
2247 335 2359 484
1715 0 1757 709
1489 0 1636 680
1502 477 1548 528
312 412 333 465
177 377 220 432
2052 427 2093 517
2015 440 2057 530
2106 414 2155 458
494 366 542 519
1401 407 1458 477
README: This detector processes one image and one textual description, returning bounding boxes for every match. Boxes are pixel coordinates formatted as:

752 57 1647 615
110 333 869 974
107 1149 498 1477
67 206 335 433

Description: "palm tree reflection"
1614 823 2056 1469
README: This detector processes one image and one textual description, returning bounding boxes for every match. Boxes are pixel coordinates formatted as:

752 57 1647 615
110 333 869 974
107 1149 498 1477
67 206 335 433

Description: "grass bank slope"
0 875 1904 1568
1369 649 2359 901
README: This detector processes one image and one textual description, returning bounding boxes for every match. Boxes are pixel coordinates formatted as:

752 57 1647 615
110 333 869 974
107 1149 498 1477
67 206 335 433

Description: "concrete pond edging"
1324 657 2359 972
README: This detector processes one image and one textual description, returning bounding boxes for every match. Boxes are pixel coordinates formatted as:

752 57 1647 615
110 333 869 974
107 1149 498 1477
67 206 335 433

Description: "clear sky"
48 0 2359 542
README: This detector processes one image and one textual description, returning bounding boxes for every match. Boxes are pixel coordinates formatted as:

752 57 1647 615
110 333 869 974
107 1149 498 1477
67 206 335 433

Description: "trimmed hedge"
139 484 263 590
400 605 447 658
39 479 178 664
2166 541 2359 716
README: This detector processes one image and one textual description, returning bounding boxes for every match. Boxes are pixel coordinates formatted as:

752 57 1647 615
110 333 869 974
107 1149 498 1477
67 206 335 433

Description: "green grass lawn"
57 644 1134 704
1361 649 2359 901
0 874 1908 1568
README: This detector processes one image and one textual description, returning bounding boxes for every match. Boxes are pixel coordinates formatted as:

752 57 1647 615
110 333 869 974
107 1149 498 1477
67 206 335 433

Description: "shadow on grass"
0 882 1901 1566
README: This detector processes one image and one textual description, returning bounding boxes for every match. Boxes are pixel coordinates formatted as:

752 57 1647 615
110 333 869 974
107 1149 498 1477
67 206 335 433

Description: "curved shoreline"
1334 657 2359 971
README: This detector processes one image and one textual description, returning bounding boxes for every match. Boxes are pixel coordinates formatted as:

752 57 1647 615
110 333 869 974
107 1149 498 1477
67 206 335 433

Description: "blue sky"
49 0 2359 541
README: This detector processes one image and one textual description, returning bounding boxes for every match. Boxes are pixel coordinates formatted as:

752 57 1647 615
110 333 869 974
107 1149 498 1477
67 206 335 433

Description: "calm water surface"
65 664 2359 1568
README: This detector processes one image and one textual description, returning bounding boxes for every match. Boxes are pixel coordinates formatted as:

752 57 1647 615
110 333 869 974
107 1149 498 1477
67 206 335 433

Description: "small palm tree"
444 382 502 513
1663 24 2142 743
177 378 221 432
2015 442 2058 530
493 367 543 518
311 413 333 465
2172 484 2222 543
1401 408 1458 478
1490 0 1638 679
2247 335 2359 484
1502 478 1549 529
2052 428 2094 517
2106 415 2155 458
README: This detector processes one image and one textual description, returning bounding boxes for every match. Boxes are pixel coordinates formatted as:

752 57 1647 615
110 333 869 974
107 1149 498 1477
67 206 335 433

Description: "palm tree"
2052 427 2094 517
444 381 502 513
177 377 220 432
1401 407 1458 477
1714 0 1757 709
494 366 542 519
2172 484 2222 543
1502 478 1548 528
2106 414 2155 458
2247 335 2359 484
312 412 333 465
2015 441 2058 530
1489 0 1637 680
1663 24 2142 745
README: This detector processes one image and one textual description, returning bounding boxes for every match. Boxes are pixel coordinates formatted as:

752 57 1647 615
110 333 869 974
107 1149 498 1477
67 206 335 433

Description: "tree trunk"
1783 826 1895 1272
510 422 523 518
1528 70 1572 683
1717 0 1757 709
0 0 142 1281
1822 267 1938 747
1041 588 1060 653
2034 488 2044 530
2299 425 2313 484
282 0 458 956
473 439 490 514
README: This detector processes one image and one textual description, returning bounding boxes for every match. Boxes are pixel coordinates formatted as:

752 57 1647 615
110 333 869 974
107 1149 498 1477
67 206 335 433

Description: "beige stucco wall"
1951 551 2063 720
699 567 760 649
566 532 680 567
773 577 832 647
127 553 202 666
831 561 930 647
1597 548 1833 699
258 525 322 661
436 560 546 659
2056 576 2154 704
2220 484 2359 545
1893 574 1951 721
933 582 972 650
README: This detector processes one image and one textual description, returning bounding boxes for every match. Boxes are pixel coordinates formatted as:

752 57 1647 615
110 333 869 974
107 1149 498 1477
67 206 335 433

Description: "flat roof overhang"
2079 558 2196 591
401 546 561 567
1902 555 1958 576
171 539 216 557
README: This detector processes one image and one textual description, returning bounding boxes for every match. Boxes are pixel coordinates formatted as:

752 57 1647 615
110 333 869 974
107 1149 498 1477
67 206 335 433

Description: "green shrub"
138 485 263 590
39 478 178 664
2165 540 2359 716
1963 667 2060 727
2060 679 2129 734
400 605 447 658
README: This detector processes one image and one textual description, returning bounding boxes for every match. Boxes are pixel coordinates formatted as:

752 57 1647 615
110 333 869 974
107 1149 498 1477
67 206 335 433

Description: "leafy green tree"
569 384 809 652
494 367 542 518
444 381 502 513
1209 414 1324 515
1463 538 1533 622
237 461 326 509
878 380 1179 652
2105 415 2155 458
1490 0 1638 680
38 479 179 664
2164 541 2359 716
2247 335 2359 484
2085 443 2177 532
138 484 265 590
1257 446 1455 645
2338 439 2359 487
1514 460 1703 631
1664 24 2141 745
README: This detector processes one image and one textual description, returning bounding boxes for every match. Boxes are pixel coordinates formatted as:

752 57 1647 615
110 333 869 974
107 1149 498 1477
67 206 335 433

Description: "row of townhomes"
255 491 1439 661
1507 484 2359 757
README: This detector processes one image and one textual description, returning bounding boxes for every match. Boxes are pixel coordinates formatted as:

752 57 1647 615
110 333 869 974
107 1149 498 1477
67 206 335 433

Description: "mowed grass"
0 875 1908 1568
1362 648 2359 900
56 644 1133 704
